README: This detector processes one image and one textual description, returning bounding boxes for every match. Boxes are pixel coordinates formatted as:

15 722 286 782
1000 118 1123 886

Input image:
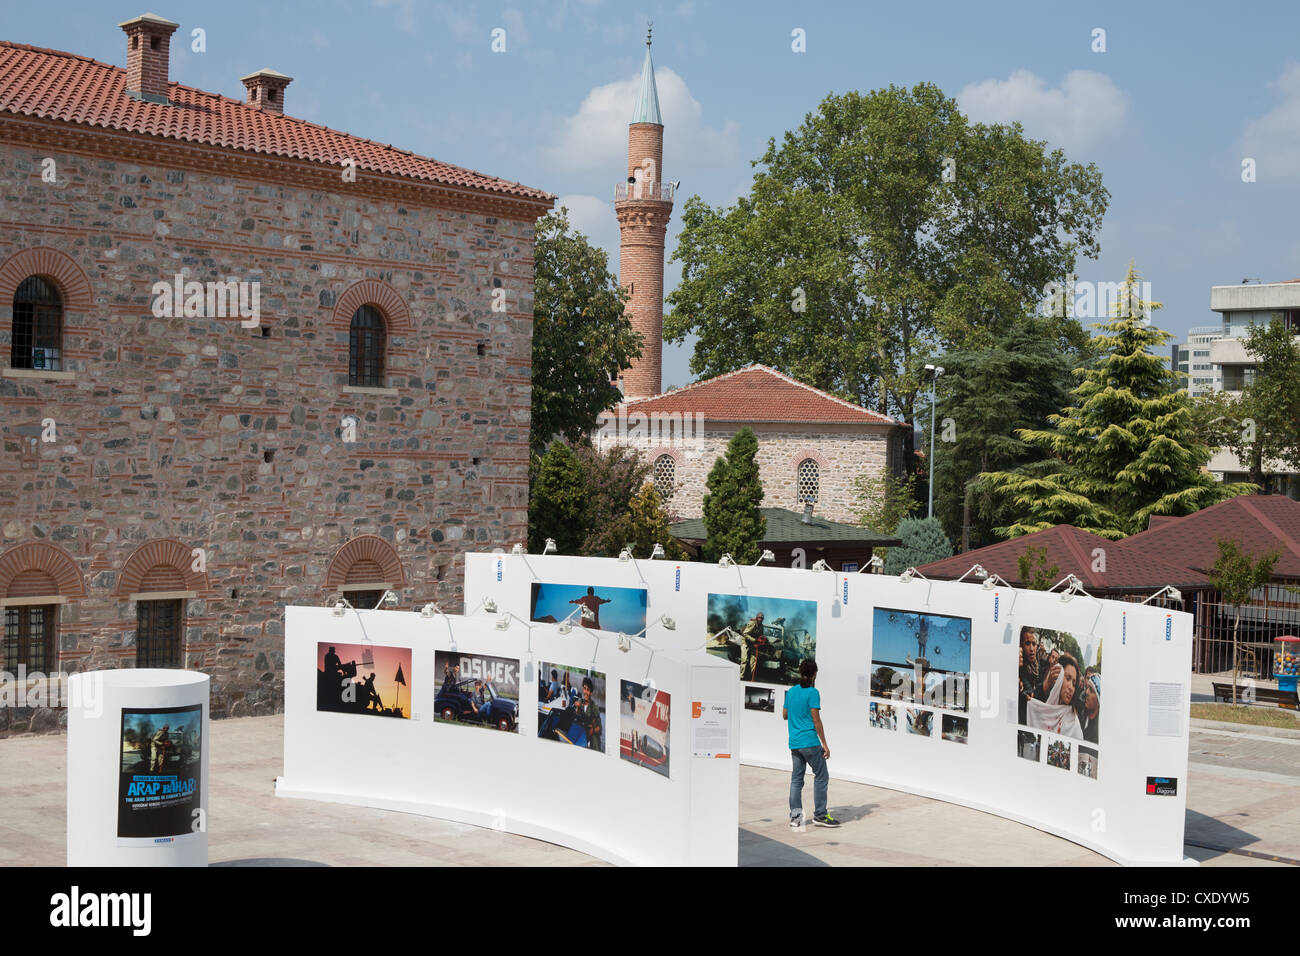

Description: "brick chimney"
241 68 293 115
119 13 179 103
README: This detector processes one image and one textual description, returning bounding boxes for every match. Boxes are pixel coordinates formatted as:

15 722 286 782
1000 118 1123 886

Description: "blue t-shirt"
784 685 821 749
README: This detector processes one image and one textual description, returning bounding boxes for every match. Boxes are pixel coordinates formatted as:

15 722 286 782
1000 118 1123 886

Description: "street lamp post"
924 364 944 519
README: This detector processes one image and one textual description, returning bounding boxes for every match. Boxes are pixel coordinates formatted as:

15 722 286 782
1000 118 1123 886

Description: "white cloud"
1237 62 1300 182
542 67 740 174
555 193 620 263
957 69 1128 154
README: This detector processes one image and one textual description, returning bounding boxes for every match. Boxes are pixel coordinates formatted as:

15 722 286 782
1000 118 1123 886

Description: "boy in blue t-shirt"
783 659 839 828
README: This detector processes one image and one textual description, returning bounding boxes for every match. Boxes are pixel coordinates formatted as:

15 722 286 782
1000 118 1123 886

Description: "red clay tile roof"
917 525 1211 593
1121 495 1300 581
0 41 553 202
617 365 900 425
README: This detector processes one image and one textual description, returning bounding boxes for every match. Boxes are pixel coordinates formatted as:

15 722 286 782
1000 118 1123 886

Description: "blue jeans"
789 746 827 819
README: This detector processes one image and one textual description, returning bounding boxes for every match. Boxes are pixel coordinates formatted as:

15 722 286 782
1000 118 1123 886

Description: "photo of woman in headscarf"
1025 652 1085 740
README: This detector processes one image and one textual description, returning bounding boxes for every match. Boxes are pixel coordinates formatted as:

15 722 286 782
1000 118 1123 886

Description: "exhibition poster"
538 662 607 752
1015 624 1101 777
705 592 817 684
117 704 202 844
620 679 670 778
529 581 648 634
434 650 520 733
871 607 972 712
690 700 731 758
317 642 411 718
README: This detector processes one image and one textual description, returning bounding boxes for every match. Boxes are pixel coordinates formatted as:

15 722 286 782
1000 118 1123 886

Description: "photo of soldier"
706 593 817 685
316 642 410 719
538 662 607 752
118 704 202 841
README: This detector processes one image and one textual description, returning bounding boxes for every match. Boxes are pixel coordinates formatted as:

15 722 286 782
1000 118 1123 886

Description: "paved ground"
2 714 1295 866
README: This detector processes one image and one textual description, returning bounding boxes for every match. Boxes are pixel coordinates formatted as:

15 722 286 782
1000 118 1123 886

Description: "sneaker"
812 813 841 828
789 814 802 830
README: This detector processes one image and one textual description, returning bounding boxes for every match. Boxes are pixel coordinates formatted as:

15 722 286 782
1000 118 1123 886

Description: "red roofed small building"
0 14 552 731
595 365 906 523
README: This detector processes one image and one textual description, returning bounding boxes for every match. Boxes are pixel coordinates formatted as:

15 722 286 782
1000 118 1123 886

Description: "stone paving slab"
0 715 1292 866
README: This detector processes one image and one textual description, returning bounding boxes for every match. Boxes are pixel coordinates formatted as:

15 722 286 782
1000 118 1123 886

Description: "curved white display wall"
276 606 740 867
466 552 1193 866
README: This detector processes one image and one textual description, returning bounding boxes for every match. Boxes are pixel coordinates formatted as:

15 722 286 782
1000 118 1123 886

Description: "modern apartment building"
1171 326 1224 397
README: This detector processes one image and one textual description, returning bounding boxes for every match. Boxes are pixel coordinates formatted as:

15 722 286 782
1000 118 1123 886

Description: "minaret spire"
615 25 672 398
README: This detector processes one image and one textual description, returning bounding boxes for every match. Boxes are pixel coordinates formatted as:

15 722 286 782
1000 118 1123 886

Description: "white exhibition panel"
466 552 1194 866
67 669 210 867
276 606 740 867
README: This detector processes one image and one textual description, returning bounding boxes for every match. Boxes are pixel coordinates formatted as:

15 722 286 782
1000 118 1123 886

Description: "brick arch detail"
331 279 412 333
0 247 94 312
0 542 86 599
647 446 683 465
116 539 210 596
788 449 828 470
324 535 407 591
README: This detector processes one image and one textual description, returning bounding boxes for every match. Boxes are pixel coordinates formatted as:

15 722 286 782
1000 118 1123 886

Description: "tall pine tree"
982 261 1254 539
702 428 767 563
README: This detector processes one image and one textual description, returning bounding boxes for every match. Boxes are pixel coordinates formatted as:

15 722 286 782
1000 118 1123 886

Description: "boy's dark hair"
582 676 594 691
799 659 818 688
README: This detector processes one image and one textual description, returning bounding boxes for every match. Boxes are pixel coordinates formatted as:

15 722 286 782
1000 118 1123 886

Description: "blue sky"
15 0 1299 389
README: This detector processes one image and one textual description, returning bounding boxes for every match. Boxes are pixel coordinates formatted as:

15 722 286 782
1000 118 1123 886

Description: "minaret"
615 24 673 398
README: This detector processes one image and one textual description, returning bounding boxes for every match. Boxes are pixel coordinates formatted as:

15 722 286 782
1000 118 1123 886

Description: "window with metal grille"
346 589 385 611
348 305 386 387
3 605 57 672
136 599 183 668
653 454 676 500
797 458 820 503
11 276 63 371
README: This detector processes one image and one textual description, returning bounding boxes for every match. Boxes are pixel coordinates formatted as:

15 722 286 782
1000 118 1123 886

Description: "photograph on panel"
941 714 968 744
538 662 607 752
906 707 933 737
869 701 897 731
1016 625 1101 744
619 679 670 778
705 592 817 684
530 581 648 634
317 642 411 719
871 607 972 711
744 686 776 712
434 650 520 732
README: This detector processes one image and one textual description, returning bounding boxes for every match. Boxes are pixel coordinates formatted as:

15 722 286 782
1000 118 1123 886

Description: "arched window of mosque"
797 458 820 503
653 454 676 500
12 276 63 371
349 305 386 387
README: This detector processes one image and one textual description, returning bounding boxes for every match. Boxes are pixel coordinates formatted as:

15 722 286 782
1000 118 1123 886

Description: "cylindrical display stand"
67 669 209 866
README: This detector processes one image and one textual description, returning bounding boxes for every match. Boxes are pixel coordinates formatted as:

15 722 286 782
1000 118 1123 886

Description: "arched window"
349 305 386 387
653 454 676 500
797 458 820 503
12 276 63 370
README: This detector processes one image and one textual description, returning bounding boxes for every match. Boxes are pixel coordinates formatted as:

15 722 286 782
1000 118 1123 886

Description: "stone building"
602 35 905 523
0 14 552 733
596 365 906 524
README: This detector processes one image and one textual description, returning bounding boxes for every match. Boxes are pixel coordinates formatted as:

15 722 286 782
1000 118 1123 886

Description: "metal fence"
1187 585 1300 678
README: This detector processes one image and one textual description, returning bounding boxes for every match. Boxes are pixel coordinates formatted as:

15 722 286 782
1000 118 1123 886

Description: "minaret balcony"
615 181 675 202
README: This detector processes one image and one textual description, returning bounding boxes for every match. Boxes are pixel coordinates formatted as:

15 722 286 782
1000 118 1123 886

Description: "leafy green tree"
1193 317 1300 489
854 470 920 535
1209 538 1280 703
531 208 641 455
597 484 691 561
528 441 587 555
702 428 767 563
665 84 1108 469
932 315 1086 549
573 442 650 557
1017 544 1061 590
982 262 1255 539
882 517 954 575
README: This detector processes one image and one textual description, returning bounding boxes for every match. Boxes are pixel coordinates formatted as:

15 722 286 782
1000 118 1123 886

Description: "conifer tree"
601 484 690 561
882 516 954 575
528 442 587 554
702 428 767 563
982 261 1254 539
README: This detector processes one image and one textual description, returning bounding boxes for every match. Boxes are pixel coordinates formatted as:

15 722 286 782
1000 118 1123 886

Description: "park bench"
1211 681 1298 709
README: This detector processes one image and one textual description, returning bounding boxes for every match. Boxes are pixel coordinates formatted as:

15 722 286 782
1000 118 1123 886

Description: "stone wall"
0 140 540 735
598 421 903 524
